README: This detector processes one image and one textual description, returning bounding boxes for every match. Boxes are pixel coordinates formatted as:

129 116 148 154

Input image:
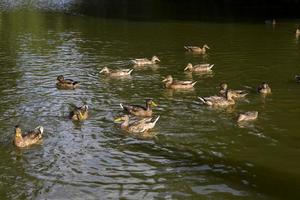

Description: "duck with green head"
14 125 43 148
56 75 79 90
69 105 89 121
120 99 157 117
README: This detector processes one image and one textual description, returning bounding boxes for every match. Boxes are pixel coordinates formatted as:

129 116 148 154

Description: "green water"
0 11 300 200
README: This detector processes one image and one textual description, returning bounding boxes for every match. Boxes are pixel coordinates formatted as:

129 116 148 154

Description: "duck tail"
153 115 160 124
128 69 134 75
73 81 79 85
198 97 206 104
119 103 124 109
192 81 197 87
209 64 214 69
184 46 189 50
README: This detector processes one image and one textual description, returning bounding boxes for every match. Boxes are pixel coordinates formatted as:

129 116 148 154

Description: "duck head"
220 83 228 90
57 75 65 82
262 82 270 89
162 75 173 83
100 67 110 74
184 63 193 71
35 126 44 134
151 56 160 63
146 98 158 107
114 115 129 123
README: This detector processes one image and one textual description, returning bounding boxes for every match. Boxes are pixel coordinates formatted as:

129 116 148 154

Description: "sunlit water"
0 11 300 200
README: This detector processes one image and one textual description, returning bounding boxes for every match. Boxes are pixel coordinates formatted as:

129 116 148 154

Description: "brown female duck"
56 75 79 90
198 91 235 107
258 82 271 94
114 115 160 134
237 111 258 122
184 44 210 54
120 99 157 117
100 67 133 77
131 56 160 66
219 83 248 98
184 63 214 73
14 125 43 148
162 75 197 89
69 105 89 121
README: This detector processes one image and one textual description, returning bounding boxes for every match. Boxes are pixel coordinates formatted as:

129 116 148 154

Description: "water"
0 10 300 199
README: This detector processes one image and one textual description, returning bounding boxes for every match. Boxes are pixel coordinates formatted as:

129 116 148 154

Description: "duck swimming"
184 44 210 54
198 91 235 107
131 56 160 66
69 105 89 121
258 82 271 94
219 83 248 98
14 125 43 148
56 75 79 90
114 115 160 134
237 111 258 122
184 63 214 73
162 75 197 89
100 67 133 77
120 99 157 117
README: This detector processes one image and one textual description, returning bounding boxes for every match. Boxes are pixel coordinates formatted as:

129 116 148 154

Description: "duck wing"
23 129 42 140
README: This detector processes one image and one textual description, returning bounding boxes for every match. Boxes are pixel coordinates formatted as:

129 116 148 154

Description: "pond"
0 10 300 199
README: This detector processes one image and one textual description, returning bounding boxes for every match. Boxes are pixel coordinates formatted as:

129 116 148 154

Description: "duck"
184 44 210 54
237 111 258 122
295 75 300 83
296 27 300 37
198 91 235 107
184 63 214 73
56 75 79 90
114 115 160 134
162 75 197 89
219 83 248 98
69 105 89 121
131 56 160 66
120 99 157 117
14 125 43 148
99 67 133 77
258 82 271 94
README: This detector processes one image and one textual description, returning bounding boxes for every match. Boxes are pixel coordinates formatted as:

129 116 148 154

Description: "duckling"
56 75 79 90
69 105 88 121
184 44 210 54
120 99 157 117
100 67 133 77
295 75 300 83
198 91 235 107
114 115 160 134
131 56 160 66
162 75 197 89
258 82 271 94
14 125 43 148
219 83 248 98
237 111 258 122
184 63 214 73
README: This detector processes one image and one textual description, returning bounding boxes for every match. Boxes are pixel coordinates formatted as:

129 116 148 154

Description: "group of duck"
13 36 300 147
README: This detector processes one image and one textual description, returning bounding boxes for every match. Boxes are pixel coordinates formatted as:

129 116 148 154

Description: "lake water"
0 10 300 200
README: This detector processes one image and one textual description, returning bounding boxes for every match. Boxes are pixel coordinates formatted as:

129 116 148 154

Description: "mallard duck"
114 115 160 134
120 99 157 117
237 111 258 122
295 75 300 83
219 83 248 98
198 91 235 106
184 44 210 54
14 125 43 148
100 67 133 77
56 75 79 90
162 75 197 89
258 82 271 94
184 63 214 73
69 105 88 121
131 56 160 66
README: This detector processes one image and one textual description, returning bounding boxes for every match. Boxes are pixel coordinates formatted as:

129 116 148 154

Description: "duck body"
131 56 160 66
237 111 258 122
184 44 210 54
198 91 235 107
258 82 271 94
69 105 88 121
114 115 160 134
14 126 43 148
219 83 248 98
120 99 157 117
295 75 300 83
56 75 79 90
162 75 197 89
100 67 133 77
184 63 214 73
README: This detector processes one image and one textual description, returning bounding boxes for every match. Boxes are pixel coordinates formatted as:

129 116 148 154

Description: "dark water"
1 10 300 200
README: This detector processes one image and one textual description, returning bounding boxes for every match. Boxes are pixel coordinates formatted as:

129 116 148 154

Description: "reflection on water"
0 10 300 200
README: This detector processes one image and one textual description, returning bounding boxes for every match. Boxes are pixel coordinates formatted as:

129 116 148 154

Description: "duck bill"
114 118 122 122
151 101 158 107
